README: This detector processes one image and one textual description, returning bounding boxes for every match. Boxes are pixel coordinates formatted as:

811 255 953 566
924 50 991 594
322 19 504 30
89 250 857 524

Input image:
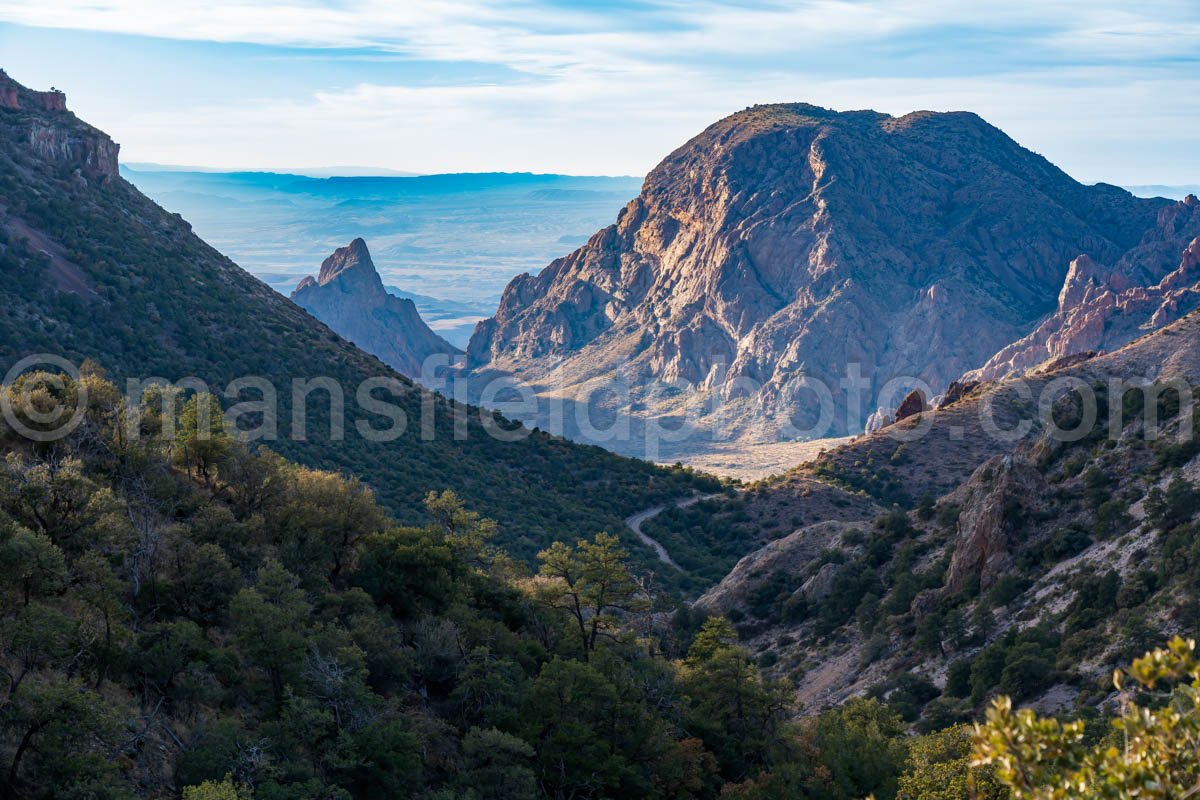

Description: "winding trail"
625 493 720 571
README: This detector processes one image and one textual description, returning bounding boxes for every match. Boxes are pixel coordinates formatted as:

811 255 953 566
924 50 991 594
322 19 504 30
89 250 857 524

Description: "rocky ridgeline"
0 69 119 178
693 311 1200 714
968 195 1200 381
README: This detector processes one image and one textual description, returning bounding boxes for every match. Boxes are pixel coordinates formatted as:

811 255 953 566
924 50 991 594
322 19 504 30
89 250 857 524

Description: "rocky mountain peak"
466 102 1169 454
316 237 379 287
292 239 459 378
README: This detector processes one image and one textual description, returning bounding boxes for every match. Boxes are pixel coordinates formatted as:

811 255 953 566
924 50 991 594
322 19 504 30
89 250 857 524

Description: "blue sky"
0 1 1197 183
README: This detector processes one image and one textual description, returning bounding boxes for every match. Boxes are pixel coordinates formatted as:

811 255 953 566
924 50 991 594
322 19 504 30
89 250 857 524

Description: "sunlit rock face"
467 103 1168 443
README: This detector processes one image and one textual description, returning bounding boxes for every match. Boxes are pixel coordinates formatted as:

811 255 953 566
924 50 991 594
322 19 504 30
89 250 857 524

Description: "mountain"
118 165 642 317
125 161 423 177
291 238 460 379
647 309 1200 719
466 103 1169 456
967 195 1200 381
0 68 712 566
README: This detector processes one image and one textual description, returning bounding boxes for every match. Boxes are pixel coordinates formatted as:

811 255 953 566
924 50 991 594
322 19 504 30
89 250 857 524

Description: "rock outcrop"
694 520 862 615
27 122 119 177
291 239 460 379
467 103 1168 451
895 389 928 422
940 455 1044 595
0 70 119 178
969 196 1200 381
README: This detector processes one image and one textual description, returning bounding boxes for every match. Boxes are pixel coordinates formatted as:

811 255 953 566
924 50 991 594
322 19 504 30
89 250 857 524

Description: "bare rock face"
895 389 928 422
467 103 1167 447
291 239 460 379
31 90 67 112
969 197 1200 381
865 409 894 433
800 562 841 601
942 455 1043 596
28 123 119 177
0 70 119 178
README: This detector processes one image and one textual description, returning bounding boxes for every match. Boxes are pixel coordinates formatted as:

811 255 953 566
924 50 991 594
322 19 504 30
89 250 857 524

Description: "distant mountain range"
124 161 424 178
1126 184 1200 200
120 165 642 346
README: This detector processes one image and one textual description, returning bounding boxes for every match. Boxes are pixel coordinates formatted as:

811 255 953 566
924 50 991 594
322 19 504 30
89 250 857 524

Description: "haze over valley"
122 166 641 346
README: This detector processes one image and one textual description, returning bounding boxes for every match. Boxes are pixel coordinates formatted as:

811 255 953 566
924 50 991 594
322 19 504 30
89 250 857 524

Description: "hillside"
466 103 1169 460
676 311 1200 722
0 370 799 798
291 238 460 379
0 69 712 566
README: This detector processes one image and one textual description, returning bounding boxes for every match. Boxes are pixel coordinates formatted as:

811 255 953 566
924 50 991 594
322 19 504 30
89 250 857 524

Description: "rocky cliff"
467 105 1169 449
968 195 1200 381
0 69 118 178
291 238 460 379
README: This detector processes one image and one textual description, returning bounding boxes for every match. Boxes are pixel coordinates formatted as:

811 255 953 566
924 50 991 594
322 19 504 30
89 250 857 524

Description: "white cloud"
3 0 1196 182
4 1 1193 74
97 60 1199 184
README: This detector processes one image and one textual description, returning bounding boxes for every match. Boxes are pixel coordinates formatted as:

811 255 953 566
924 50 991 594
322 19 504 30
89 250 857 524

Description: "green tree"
175 393 232 488
453 727 538 800
1144 476 1200 531
425 490 496 568
0 453 108 551
167 540 240 625
801 697 908 800
521 658 627 798
352 526 459 619
897 725 1002 800
678 618 791 781
0 523 66 610
229 561 312 706
0 677 127 800
274 466 387 584
535 532 648 659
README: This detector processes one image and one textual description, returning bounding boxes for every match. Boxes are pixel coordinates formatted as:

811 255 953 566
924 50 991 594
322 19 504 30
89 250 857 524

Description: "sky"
0 1 1197 183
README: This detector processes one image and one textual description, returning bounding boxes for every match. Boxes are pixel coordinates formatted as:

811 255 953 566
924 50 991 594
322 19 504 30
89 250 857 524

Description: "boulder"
895 389 928 422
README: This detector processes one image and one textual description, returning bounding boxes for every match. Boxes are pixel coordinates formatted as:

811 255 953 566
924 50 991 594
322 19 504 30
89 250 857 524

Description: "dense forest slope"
0 69 711 566
0 369 1013 800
